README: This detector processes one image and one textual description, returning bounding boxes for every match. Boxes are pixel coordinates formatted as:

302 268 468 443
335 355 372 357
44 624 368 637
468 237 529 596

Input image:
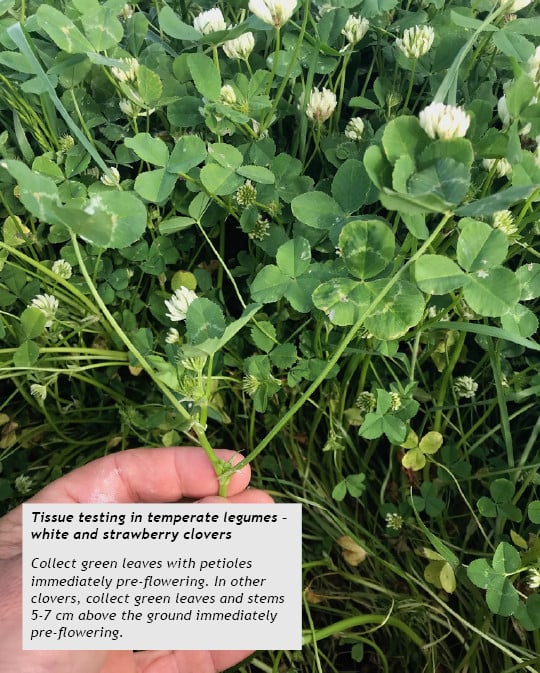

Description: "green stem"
402 58 417 112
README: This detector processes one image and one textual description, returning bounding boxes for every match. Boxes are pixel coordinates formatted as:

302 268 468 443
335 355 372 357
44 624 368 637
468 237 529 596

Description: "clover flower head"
453 375 478 399
58 134 75 153
482 157 512 178
385 512 404 531
164 286 198 321
121 4 134 19
418 102 470 140
492 210 518 236
389 392 402 411
165 327 180 344
100 166 121 186
235 180 257 207
528 46 540 85
220 84 237 105
527 567 540 590
223 31 255 60
248 0 297 28
242 374 260 395
193 7 227 35
15 474 34 494
249 216 271 241
119 98 138 116
30 383 47 401
344 116 365 141
356 391 376 413
305 87 337 124
111 57 139 83
51 259 72 280
396 25 435 59
30 293 59 328
341 15 369 45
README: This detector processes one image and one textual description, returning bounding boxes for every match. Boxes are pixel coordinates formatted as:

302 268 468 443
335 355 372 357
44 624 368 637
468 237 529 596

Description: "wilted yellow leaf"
337 535 368 566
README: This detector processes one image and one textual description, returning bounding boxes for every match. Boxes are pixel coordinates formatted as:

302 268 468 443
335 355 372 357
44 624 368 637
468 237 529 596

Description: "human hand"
0 446 273 673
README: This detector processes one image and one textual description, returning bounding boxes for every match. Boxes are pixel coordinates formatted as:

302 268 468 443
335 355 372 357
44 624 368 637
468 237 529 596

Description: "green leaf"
187 52 221 101
408 158 470 206
415 255 466 294
200 164 243 195
269 343 297 369
13 340 40 367
331 159 371 213
68 191 147 249
124 133 169 167
158 5 201 41
312 278 368 326
168 135 207 174
363 280 425 340
134 168 177 203
489 478 514 503
291 191 344 230
20 307 47 339
339 219 395 280
528 501 540 524
185 298 226 344
467 558 498 589
402 447 426 471
492 30 534 64
455 185 540 216
477 496 498 518
419 431 443 455
136 65 163 106
515 595 540 631
251 265 290 304
159 216 196 235
515 263 540 301
208 143 243 170
1 160 61 224
332 480 347 501
463 267 521 318
251 321 277 352
486 575 519 616
83 6 123 51
457 219 508 272
492 541 521 574
36 5 94 53
382 116 428 164
363 145 393 190
236 165 275 184
276 237 311 278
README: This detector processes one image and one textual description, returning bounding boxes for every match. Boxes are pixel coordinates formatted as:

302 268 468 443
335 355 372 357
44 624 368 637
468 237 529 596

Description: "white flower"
503 0 532 12
344 116 365 141
493 210 518 236
453 375 478 399
220 84 237 105
193 7 227 35
385 512 404 531
165 327 180 344
341 15 369 45
527 568 540 590
396 25 435 59
528 46 540 86
30 384 47 401
223 31 255 60
121 4 134 19
100 167 121 186
482 157 512 178
15 474 33 494
51 259 72 279
497 95 511 127
30 294 59 328
418 102 470 140
111 57 139 83
164 286 198 321
305 87 337 123
248 0 297 28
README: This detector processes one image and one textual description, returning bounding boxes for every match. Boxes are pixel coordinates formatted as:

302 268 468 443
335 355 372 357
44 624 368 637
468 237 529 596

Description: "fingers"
28 447 253 505
199 489 274 504
132 648 254 673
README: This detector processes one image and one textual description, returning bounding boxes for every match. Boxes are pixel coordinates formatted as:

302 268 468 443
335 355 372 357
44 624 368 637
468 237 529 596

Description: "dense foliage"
0 0 539 670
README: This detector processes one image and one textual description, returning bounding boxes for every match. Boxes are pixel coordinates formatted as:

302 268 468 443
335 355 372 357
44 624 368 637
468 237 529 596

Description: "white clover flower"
355 391 376 413
51 259 72 280
492 210 518 236
389 392 402 411
305 87 337 124
528 567 540 590
503 0 532 12
111 57 139 83
30 384 47 401
528 46 540 86
165 327 180 344
482 157 512 178
121 4 134 19
396 25 435 59
248 0 297 28
385 512 404 531
164 286 198 321
100 166 121 186
15 474 33 494
30 294 59 328
453 375 478 399
193 7 227 35
220 84 237 105
119 98 138 116
223 31 255 60
344 116 365 141
497 95 511 127
418 102 470 140
341 15 369 45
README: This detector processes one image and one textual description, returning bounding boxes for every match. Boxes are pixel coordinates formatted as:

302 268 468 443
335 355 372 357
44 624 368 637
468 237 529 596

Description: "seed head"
453 375 478 399
235 180 257 208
